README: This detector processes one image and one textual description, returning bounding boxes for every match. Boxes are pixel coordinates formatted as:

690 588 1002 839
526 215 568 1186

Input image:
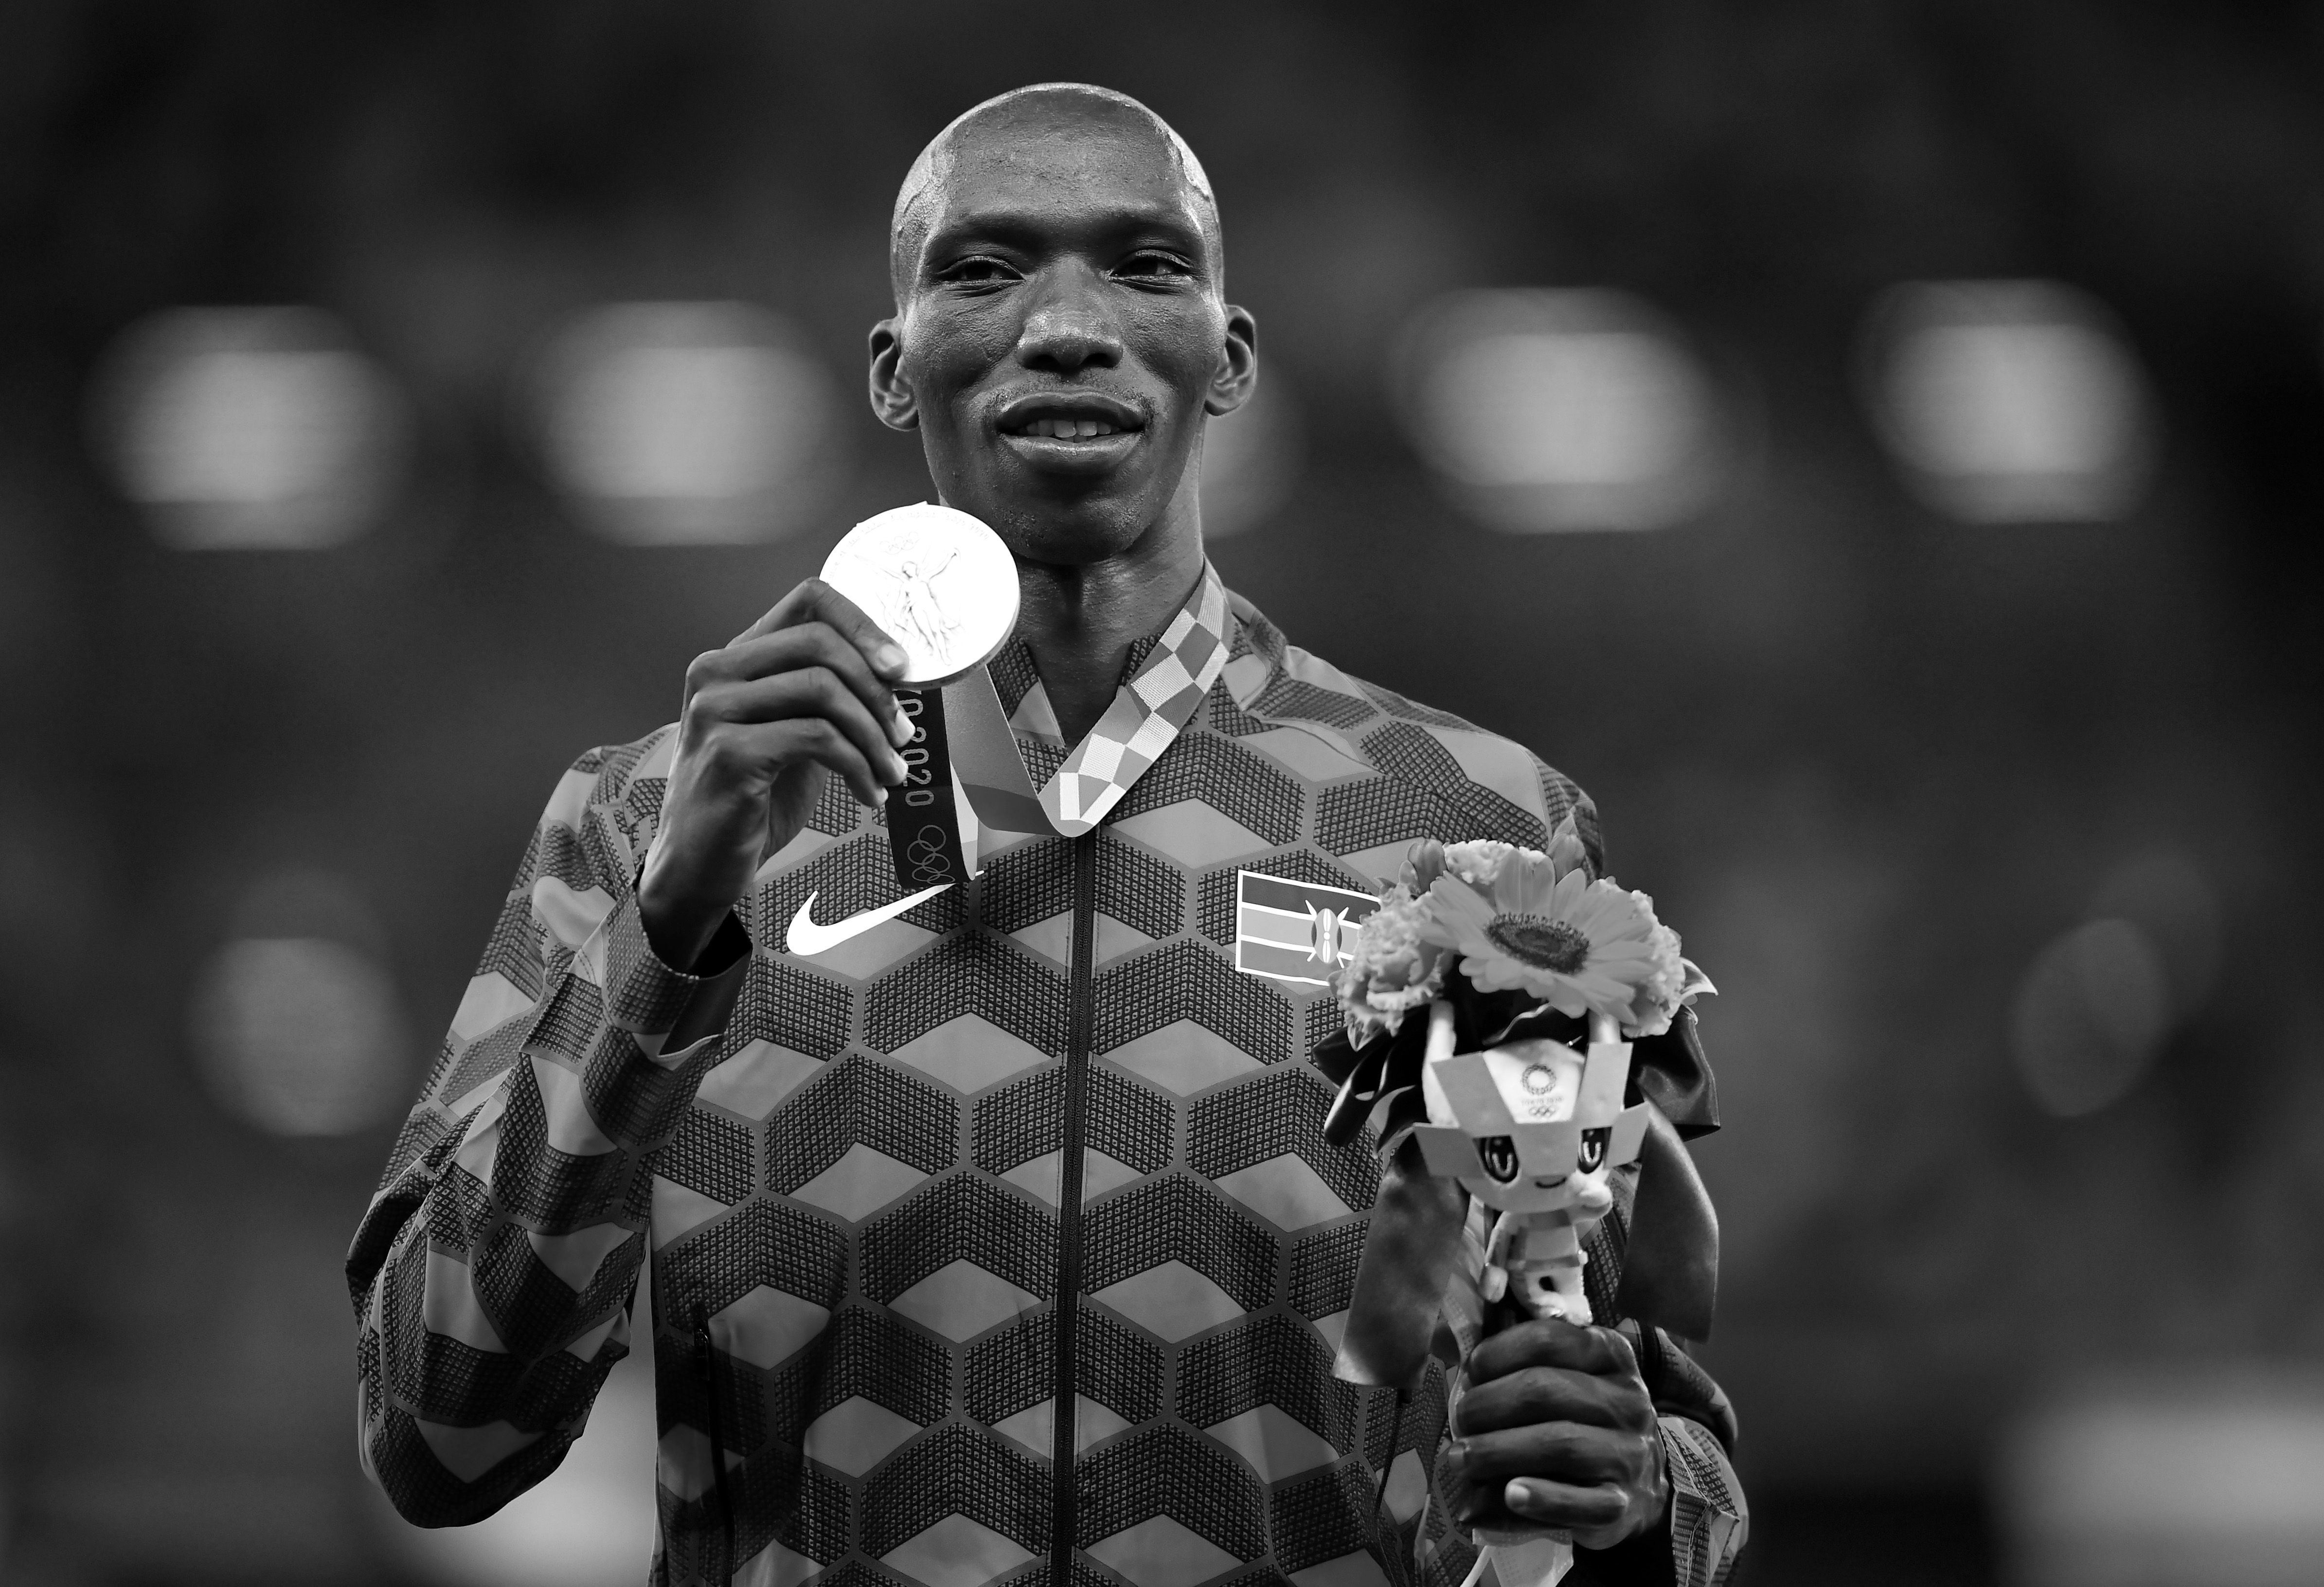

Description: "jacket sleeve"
346 735 751 1526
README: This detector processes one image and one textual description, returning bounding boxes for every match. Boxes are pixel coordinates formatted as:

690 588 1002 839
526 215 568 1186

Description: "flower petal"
1426 875 1498 929
1546 866 1594 917
1567 881 1652 943
1499 852 1565 919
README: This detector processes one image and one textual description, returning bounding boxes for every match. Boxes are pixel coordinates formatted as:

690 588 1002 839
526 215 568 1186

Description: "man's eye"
939 257 1016 286
1118 253 1195 282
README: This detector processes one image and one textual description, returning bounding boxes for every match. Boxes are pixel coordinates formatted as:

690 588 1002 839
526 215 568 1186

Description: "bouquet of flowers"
1314 817 1712 1586
1315 814 1713 1326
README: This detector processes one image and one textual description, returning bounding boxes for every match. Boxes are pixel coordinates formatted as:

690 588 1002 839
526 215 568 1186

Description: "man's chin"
943 467 1176 567
979 495 1166 569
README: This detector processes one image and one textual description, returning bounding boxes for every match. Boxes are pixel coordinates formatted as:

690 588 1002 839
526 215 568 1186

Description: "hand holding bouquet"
1315 818 1712 1585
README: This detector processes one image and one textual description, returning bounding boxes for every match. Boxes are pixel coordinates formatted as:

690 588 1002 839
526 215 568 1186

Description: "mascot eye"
1578 1128 1609 1173
1478 1136 1520 1183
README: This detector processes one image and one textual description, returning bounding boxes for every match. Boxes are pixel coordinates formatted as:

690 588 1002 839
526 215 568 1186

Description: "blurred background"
3 2 2321 1583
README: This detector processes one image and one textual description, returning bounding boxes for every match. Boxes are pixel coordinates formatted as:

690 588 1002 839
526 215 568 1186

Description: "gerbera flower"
1418 855 1671 1031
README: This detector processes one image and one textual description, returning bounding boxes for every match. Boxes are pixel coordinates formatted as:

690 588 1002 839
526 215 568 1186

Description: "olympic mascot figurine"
1411 1003 1649 1325
1311 822 1715 1587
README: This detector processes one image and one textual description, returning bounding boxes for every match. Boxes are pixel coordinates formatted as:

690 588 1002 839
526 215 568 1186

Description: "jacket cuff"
1660 1414 1748 1586
1568 1413 1746 1587
589 892 751 1066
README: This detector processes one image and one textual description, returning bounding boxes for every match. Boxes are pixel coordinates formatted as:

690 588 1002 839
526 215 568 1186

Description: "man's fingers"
697 624 914 748
1442 1420 1659 1540
1466 1317 1638 1387
1449 1421 1637 1490
739 717 891 810
692 671 908 791
732 578 910 682
1456 1364 1651 1436
1502 1477 1628 1533
689 673 909 795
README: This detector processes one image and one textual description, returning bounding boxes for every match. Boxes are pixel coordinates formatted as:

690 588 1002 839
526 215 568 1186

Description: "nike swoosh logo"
785 883 953 956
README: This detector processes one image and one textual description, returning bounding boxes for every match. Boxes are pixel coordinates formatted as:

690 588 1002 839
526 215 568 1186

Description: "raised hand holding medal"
634 505 1013 972
819 503 1019 896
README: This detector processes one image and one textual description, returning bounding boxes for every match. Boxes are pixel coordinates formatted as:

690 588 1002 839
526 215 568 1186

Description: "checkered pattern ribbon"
947 563 1230 840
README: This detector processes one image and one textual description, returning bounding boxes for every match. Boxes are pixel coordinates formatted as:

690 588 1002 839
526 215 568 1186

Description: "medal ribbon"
884 564 1232 887
883 687 975 889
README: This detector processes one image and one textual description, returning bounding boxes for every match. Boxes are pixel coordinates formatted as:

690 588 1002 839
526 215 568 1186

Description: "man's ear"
1203 305 1259 417
867 317 920 432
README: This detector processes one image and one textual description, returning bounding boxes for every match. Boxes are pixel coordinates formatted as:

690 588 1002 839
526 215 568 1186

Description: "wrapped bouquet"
1311 817 1713 1587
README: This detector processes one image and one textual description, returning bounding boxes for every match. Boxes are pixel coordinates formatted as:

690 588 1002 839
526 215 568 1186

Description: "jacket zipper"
693 1299 736 1583
1051 830 1098 1579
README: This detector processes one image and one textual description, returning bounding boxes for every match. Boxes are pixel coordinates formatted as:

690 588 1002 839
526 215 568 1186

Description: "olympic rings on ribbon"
905 827 954 884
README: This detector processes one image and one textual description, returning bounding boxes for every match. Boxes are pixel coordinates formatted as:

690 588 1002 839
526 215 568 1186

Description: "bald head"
889 83 1221 305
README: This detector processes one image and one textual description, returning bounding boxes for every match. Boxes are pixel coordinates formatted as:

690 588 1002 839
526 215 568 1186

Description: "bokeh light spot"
2002 1372 2324 1586
1393 288 1723 532
1863 280 2153 523
2009 918 2172 1118
189 933 411 1138
93 307 408 549
533 301 842 545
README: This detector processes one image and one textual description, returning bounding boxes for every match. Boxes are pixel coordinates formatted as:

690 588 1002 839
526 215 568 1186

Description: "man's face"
871 106 1256 566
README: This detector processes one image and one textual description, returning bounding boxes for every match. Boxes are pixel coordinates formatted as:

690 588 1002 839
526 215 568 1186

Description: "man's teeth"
1020 416 1123 439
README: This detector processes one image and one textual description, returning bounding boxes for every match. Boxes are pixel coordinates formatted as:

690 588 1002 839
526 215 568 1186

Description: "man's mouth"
995 394 1145 445
1015 415 1130 439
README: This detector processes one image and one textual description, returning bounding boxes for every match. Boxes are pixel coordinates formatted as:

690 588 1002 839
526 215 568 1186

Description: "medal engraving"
821 504 1018 687
886 545 962 673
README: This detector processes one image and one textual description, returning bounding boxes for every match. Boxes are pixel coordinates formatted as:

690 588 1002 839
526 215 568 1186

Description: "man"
349 83 1747 1587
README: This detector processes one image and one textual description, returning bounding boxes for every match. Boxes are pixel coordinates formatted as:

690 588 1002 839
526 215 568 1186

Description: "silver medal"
820 504 1020 687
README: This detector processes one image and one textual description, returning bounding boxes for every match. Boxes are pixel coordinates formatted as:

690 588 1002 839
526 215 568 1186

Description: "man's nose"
1014 264 1124 375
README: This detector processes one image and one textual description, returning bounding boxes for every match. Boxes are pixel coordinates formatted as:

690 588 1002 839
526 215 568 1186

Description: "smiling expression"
869 90 1257 566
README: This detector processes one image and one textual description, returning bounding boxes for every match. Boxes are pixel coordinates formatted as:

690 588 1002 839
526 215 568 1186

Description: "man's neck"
1015 520 1207 746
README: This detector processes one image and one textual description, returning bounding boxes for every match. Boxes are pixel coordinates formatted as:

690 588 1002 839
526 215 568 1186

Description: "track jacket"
349 573 1749 1587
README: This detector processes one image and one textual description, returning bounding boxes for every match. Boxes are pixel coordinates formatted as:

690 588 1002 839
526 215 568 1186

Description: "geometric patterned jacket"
347 583 1748 1587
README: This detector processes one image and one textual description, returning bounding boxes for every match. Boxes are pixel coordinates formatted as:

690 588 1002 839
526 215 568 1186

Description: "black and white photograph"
1 6 2319 1586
